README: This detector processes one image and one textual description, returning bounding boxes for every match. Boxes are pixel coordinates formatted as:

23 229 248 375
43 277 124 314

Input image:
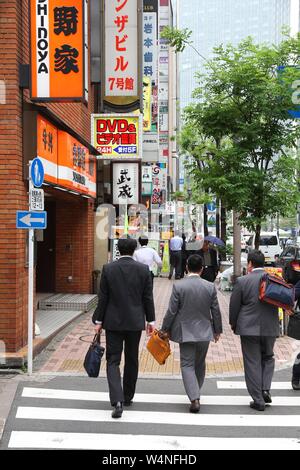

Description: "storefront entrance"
36 200 56 292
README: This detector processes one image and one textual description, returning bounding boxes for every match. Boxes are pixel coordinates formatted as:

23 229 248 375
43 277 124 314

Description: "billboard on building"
30 0 87 101
104 0 139 98
92 114 142 159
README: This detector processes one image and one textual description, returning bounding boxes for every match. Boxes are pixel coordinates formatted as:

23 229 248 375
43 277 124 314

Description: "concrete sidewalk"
36 278 300 377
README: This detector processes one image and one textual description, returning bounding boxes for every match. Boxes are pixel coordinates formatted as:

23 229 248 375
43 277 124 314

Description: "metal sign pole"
27 161 34 375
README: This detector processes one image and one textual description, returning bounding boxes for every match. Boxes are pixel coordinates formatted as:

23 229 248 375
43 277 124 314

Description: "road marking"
217 381 295 390
21 388 300 406
8 431 300 450
15 406 300 427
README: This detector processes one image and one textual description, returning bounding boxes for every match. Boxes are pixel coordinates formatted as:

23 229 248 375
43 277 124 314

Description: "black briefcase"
83 332 105 378
287 312 300 340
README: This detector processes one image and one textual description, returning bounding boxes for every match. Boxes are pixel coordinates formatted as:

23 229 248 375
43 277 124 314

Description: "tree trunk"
204 204 208 236
254 223 261 250
233 211 241 281
216 198 220 238
220 203 227 261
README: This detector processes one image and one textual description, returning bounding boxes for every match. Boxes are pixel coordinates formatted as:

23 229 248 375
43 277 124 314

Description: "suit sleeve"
229 278 242 331
211 285 223 334
142 269 155 323
161 284 180 332
92 266 109 324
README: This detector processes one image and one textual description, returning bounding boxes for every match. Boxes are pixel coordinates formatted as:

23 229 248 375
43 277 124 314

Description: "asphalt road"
1 368 300 451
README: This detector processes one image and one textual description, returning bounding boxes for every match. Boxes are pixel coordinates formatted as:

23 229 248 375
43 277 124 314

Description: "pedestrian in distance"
197 240 219 283
92 236 155 419
161 254 222 413
229 250 279 411
180 233 188 279
169 230 183 280
133 235 162 287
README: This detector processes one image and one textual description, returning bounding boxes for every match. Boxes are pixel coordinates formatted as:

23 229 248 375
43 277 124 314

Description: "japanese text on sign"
113 162 139 205
92 115 141 159
105 0 138 96
31 0 86 100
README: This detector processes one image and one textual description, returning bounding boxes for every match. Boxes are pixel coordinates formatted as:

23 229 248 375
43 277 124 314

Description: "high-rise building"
178 0 296 110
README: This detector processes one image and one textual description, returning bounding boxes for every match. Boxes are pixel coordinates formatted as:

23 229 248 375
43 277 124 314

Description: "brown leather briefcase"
146 329 171 365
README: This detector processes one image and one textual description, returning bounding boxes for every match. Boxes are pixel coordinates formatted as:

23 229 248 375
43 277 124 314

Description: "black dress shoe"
262 390 272 403
124 399 133 406
292 379 300 390
250 401 265 411
111 402 123 418
189 399 200 413
168 275 172 280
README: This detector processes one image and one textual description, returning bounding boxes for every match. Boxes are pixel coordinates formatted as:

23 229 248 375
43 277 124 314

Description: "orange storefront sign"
37 114 58 184
30 0 86 101
58 131 96 197
37 115 96 197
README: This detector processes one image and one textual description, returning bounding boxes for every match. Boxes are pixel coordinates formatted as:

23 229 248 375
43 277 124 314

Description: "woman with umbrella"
196 236 224 283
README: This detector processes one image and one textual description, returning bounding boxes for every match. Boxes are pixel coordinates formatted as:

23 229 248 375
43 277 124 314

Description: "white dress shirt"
133 246 162 271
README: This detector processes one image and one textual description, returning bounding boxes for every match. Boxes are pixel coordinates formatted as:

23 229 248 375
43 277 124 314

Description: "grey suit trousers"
241 336 276 405
179 341 210 401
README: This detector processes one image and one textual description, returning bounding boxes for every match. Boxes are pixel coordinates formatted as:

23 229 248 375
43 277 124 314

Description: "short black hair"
187 254 203 273
138 235 148 246
247 250 265 268
117 236 137 256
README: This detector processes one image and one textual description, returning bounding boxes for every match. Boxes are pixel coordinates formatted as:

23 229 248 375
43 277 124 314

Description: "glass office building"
178 0 294 110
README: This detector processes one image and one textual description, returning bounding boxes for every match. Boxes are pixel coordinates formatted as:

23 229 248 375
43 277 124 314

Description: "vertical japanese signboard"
143 77 151 131
113 162 140 205
30 0 87 101
104 0 140 105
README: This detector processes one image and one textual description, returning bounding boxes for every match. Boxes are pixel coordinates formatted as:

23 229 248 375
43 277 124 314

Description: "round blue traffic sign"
31 158 44 188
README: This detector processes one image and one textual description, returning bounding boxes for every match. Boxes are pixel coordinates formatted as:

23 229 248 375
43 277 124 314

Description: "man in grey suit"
229 250 279 411
161 255 222 413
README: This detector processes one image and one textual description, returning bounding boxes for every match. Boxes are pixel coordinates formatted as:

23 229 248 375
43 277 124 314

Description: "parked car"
246 232 281 266
276 245 300 285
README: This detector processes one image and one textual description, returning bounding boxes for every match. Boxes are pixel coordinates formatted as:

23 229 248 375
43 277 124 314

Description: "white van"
246 232 281 265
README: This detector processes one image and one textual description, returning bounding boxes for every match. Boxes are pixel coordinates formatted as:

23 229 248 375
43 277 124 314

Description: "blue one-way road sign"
16 211 47 229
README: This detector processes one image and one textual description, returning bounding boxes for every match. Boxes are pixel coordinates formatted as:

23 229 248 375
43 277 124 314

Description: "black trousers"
105 330 142 406
170 250 182 279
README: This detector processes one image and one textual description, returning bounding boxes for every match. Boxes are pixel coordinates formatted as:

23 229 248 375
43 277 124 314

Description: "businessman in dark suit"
93 237 155 418
229 250 279 411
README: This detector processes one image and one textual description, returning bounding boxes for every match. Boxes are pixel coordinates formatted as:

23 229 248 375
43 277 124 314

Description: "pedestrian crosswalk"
4 381 300 450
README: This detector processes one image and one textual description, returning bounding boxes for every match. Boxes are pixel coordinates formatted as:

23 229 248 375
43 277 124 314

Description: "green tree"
164 28 300 248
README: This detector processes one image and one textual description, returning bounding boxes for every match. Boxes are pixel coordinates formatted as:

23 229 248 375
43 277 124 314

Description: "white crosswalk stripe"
6 381 300 450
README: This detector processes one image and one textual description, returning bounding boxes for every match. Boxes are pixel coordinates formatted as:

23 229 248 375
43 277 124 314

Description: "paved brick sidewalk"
37 278 300 377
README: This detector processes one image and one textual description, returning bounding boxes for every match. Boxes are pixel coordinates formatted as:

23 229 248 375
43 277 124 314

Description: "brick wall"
0 1 95 352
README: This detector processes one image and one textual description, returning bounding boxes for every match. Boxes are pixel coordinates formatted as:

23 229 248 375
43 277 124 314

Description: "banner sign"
143 77 151 131
105 0 138 97
30 0 86 101
143 12 157 81
113 162 139 205
37 115 96 197
92 114 142 159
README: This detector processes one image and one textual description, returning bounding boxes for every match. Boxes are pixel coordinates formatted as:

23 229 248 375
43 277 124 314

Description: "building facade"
0 0 98 356
178 0 293 110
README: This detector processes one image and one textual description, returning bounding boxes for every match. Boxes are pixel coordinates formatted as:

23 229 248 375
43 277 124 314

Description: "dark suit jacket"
229 269 280 336
92 257 155 331
197 248 219 282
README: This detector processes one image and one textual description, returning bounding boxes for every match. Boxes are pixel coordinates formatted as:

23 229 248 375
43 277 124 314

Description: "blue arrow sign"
16 211 47 229
31 158 45 188
114 146 137 155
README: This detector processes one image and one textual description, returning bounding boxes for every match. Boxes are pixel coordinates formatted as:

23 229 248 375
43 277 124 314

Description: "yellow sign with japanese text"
92 114 142 159
143 77 151 132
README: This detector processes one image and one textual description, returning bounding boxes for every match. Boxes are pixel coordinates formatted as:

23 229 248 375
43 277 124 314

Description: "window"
259 236 278 246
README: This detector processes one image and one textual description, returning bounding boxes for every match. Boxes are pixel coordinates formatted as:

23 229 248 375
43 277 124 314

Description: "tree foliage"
173 34 300 247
